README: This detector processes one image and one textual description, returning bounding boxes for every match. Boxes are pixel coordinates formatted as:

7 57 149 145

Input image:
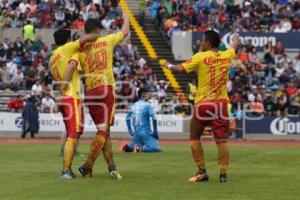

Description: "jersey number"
133 115 142 127
208 66 228 96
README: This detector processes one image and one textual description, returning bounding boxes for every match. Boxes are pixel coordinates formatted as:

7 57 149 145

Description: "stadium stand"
0 0 299 116
148 0 300 34
0 0 181 114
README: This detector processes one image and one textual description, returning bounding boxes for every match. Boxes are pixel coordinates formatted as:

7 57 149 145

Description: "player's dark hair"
204 30 220 48
53 29 71 46
138 88 147 99
84 18 101 33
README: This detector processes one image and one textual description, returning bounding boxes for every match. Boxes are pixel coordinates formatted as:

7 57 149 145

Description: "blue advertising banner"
192 32 300 52
240 116 300 135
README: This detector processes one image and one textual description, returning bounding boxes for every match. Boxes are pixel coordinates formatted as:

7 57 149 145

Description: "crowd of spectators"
147 0 300 39
0 0 121 30
228 41 300 116
1 34 178 114
0 0 179 114
0 35 51 91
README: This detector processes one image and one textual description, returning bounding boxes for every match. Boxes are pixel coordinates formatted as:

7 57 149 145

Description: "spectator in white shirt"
7 60 18 77
247 91 256 102
275 63 285 78
80 7 89 22
169 93 184 115
293 53 300 74
137 55 147 68
19 0 30 13
156 80 169 99
41 94 55 113
67 0 76 12
0 0 10 9
278 54 292 69
93 0 103 6
11 68 24 88
55 9 65 23
274 21 290 33
31 79 43 97
0 64 10 84
125 40 135 58
148 93 160 113
281 18 292 32
101 15 114 30
2 37 10 50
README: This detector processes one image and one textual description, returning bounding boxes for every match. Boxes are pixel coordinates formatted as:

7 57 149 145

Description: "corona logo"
203 57 231 65
222 33 276 48
270 117 300 135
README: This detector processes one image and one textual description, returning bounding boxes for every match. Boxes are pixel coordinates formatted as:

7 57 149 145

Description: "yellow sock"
63 137 78 171
190 140 206 172
216 142 229 174
102 137 114 167
84 135 106 169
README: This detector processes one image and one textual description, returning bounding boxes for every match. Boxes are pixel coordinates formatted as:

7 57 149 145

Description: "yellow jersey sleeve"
182 52 203 73
63 40 81 55
78 52 85 64
223 47 235 59
110 31 125 46
50 51 63 81
69 53 82 72
79 52 87 72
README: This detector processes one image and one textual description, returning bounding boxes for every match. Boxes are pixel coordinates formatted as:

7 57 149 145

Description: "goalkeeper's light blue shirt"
126 100 157 136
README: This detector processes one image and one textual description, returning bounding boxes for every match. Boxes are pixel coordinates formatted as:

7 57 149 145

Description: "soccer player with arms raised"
76 13 130 179
163 31 240 183
50 29 101 179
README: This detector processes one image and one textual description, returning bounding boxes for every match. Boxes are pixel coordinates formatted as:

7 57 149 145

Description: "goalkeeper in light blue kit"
118 88 161 153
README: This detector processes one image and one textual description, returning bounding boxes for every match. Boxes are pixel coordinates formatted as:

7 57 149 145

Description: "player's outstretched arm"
60 60 77 96
78 33 101 47
121 12 130 36
230 34 240 51
162 62 186 73
163 52 200 73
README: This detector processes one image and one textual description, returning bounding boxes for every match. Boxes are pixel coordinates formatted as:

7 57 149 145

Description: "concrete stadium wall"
0 27 60 47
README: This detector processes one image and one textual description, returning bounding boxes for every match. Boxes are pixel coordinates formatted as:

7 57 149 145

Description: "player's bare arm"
78 33 101 47
162 62 186 73
230 34 240 51
59 60 78 96
121 12 130 36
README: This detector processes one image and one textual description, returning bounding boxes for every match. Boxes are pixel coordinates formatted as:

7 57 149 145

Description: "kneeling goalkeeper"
119 89 161 153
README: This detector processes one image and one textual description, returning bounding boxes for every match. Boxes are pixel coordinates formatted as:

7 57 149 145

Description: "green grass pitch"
0 142 299 200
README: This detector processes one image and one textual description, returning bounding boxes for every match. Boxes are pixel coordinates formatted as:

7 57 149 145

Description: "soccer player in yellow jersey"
163 30 240 183
50 29 101 180
76 13 129 179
